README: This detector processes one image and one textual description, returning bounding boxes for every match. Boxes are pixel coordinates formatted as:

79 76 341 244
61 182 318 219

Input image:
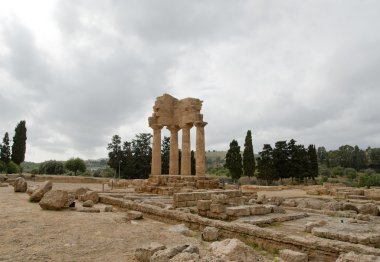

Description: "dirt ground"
0 184 213 262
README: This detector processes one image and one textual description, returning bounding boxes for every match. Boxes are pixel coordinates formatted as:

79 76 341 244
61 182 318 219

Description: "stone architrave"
148 94 206 176
167 125 180 175
195 121 207 176
151 125 163 176
180 123 193 176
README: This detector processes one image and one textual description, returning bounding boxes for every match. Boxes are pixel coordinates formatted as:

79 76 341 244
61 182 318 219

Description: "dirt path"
0 186 212 262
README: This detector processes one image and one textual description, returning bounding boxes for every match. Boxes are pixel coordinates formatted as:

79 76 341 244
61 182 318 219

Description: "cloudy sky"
1 1 380 162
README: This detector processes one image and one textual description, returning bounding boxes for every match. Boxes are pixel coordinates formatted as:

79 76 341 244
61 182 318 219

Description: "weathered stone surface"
30 181 52 202
168 224 191 237
39 190 68 210
75 187 90 199
211 194 228 204
268 205 285 213
250 205 271 215
0 182 9 187
82 200 94 207
281 199 297 207
342 203 359 213
127 210 143 220
210 204 225 214
76 207 100 213
26 185 38 195
305 220 327 233
279 249 308 262
150 245 189 262
297 199 324 210
268 196 284 206
335 251 380 262
210 238 263 262
197 200 211 211
135 242 166 262
14 177 27 192
81 191 99 204
323 201 343 211
359 203 379 216
364 189 380 201
168 252 200 262
202 226 219 241
226 206 251 217
256 194 267 204
104 205 113 212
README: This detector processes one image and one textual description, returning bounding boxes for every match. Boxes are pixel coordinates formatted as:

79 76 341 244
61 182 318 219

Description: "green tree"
1 132 11 164
225 139 242 181
161 136 170 175
257 144 277 185
273 141 289 182
107 135 123 173
11 120 27 165
65 157 86 175
131 133 152 179
120 141 135 179
288 139 308 182
243 130 255 179
338 145 355 168
317 146 329 166
39 160 65 175
191 150 196 175
0 160 5 173
307 144 318 180
7 161 20 174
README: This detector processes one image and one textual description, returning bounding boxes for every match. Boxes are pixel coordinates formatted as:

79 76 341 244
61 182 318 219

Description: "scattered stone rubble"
13 177 27 192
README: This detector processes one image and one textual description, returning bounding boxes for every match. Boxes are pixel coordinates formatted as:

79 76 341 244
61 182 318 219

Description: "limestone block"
281 199 298 207
336 251 380 262
14 177 27 192
250 205 271 215
358 203 379 216
169 224 192 237
211 194 228 204
82 200 94 207
39 190 69 210
364 189 380 200
322 201 343 211
81 191 99 204
104 205 113 212
279 249 307 262
210 238 262 262
226 206 251 217
135 242 166 262
197 200 211 211
127 210 143 220
202 226 219 241
76 207 100 213
173 193 195 202
228 197 245 206
342 203 359 213
168 252 200 262
194 192 211 200
75 187 90 199
186 201 197 207
265 204 285 213
150 245 189 262
30 180 53 202
305 220 327 233
210 204 225 214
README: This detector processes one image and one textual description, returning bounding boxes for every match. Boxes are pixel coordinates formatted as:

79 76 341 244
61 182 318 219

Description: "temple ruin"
148 94 207 176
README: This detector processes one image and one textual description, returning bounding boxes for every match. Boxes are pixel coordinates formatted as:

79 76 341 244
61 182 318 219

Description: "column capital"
179 123 193 130
151 124 163 130
194 121 207 128
167 125 180 132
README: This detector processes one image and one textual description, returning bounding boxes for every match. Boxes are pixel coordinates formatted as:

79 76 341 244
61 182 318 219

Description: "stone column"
167 125 180 175
195 121 207 176
180 123 192 176
151 125 163 176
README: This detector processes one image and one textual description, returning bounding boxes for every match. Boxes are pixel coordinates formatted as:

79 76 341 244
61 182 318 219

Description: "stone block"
226 206 251 217
211 194 228 204
186 201 196 207
210 204 225 213
250 205 271 215
127 210 143 220
202 226 219 241
197 200 211 211
135 242 166 262
279 249 307 262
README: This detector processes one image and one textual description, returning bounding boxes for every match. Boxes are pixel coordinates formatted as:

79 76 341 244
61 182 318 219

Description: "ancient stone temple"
148 94 207 176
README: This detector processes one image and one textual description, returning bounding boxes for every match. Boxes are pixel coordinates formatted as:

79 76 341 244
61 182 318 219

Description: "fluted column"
180 123 192 176
167 125 180 175
151 125 163 176
195 121 207 176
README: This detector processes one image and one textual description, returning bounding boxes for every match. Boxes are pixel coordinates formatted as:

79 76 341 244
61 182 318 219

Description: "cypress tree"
257 144 277 185
225 139 242 181
1 132 11 164
243 130 255 178
308 144 318 180
161 136 170 174
11 120 27 165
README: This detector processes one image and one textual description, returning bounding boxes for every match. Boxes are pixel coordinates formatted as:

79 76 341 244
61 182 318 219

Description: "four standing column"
167 125 180 175
180 123 193 176
195 121 207 176
151 125 163 176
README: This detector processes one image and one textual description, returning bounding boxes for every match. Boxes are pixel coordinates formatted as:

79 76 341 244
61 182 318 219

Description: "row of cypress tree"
0 121 27 173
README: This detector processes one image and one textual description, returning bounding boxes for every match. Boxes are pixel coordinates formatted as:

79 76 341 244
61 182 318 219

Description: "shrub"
344 168 357 180
321 176 329 183
319 165 331 177
80 170 93 177
332 166 344 177
0 160 5 173
364 168 376 175
65 158 86 175
93 169 101 177
358 173 380 187
100 167 115 178
7 161 21 174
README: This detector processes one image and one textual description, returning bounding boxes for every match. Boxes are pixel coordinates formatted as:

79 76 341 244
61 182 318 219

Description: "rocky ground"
0 185 216 262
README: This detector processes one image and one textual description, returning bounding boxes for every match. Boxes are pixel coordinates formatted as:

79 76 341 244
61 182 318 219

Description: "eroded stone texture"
210 238 263 262
39 190 68 210
279 249 308 262
30 181 52 202
202 226 219 241
135 242 166 262
148 94 207 176
13 177 27 192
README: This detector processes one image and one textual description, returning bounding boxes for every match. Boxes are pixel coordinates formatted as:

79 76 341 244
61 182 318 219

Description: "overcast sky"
1 1 380 162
